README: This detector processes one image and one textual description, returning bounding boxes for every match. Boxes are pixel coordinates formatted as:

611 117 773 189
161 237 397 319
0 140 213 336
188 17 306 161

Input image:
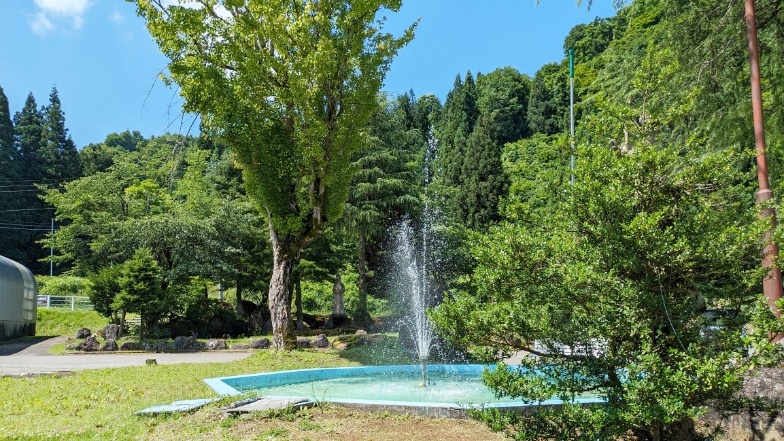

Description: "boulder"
119 341 141 351
206 339 228 350
355 329 368 336
75 327 91 339
296 337 312 348
103 324 120 341
172 336 201 351
76 335 100 352
230 344 250 350
314 334 329 348
101 339 118 352
333 342 348 350
249 338 271 349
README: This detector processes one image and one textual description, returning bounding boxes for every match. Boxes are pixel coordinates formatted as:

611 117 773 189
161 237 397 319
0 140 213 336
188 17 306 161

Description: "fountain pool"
204 364 602 417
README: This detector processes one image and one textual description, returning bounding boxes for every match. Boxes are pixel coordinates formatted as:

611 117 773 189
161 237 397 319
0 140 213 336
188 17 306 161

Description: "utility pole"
745 0 783 338
569 48 575 185
50 218 54 277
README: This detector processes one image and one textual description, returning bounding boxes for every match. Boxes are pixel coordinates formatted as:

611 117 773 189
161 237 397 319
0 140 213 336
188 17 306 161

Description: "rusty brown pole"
745 0 784 334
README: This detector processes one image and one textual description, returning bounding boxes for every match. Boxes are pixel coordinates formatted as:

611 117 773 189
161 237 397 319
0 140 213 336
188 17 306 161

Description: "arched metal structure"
0 255 37 341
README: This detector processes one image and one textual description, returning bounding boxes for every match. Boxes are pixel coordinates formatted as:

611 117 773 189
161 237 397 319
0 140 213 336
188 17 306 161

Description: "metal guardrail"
37 295 93 311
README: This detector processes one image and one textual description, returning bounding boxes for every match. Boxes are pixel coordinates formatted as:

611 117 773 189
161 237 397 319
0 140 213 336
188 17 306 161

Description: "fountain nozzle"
419 357 429 387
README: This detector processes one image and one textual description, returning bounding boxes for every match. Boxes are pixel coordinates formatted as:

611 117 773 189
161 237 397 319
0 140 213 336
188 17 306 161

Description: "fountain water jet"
395 218 436 387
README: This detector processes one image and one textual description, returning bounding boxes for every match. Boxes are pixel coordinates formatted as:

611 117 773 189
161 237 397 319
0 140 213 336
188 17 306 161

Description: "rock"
206 339 228 350
314 334 329 348
142 342 158 352
355 329 368 336
367 334 386 344
119 341 140 351
230 344 250 350
296 337 312 348
249 338 271 349
333 342 348 350
172 336 201 351
146 359 157 365
103 324 120 340
76 335 100 352
75 327 91 339
101 339 118 352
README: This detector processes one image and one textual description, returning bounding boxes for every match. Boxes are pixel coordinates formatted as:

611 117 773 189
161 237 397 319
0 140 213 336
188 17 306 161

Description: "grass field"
3 311 504 440
35 309 108 337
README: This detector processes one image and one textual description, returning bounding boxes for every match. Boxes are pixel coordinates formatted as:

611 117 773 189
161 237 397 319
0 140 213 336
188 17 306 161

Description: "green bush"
36 275 91 296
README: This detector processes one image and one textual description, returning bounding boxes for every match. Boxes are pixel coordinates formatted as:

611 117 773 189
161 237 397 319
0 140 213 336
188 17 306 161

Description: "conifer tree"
11 93 48 271
14 93 45 182
434 72 478 223
0 85 20 259
42 87 81 181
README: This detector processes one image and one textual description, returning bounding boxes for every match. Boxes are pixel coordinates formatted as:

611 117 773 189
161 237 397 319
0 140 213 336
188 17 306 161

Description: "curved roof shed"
0 255 37 341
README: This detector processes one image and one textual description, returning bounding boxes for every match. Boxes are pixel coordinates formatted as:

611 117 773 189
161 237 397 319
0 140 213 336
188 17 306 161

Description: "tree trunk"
355 226 372 328
295 276 304 330
268 226 297 350
235 282 244 315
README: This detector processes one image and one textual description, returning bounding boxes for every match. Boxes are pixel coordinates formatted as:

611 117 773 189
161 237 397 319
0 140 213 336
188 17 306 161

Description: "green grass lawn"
36 309 109 337
0 347 502 440
6 310 504 440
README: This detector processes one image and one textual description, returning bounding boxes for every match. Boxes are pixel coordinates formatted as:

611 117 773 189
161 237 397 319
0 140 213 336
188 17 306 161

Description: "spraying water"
394 129 439 387
395 219 435 386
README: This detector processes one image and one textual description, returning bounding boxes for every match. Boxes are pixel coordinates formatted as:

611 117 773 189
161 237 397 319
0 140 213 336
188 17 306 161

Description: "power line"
0 208 55 213
0 225 52 232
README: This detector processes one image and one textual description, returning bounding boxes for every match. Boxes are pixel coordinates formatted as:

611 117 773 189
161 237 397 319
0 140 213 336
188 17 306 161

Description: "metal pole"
50 218 54 276
569 49 575 185
745 0 784 335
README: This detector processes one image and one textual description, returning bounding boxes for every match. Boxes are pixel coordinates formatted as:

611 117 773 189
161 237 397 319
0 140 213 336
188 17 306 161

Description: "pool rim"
203 363 604 411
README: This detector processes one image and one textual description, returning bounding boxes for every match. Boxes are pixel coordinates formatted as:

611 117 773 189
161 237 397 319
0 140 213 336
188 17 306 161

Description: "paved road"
0 336 252 376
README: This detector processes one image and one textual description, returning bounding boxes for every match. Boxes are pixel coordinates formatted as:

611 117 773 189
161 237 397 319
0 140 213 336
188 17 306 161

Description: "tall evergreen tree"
11 93 48 272
527 63 567 135
14 93 45 182
0 85 21 259
460 116 507 230
42 87 81 181
476 67 531 144
342 94 422 326
0 85 15 177
434 72 479 223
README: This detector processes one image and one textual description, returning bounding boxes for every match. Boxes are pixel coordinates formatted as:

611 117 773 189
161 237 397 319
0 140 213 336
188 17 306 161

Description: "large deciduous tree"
133 0 415 349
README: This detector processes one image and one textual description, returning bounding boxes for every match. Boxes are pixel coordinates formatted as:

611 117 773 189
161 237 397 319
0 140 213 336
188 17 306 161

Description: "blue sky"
0 1 616 149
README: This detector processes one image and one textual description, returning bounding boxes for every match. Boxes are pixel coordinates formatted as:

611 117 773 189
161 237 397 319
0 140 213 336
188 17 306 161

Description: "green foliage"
87 265 122 320
36 275 91 297
114 247 165 337
432 140 776 439
527 63 567 136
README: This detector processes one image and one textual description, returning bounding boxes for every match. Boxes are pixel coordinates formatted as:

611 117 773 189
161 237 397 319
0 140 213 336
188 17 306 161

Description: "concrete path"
0 336 252 376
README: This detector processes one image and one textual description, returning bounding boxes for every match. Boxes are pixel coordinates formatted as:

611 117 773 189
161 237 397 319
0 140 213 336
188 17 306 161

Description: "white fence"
37 295 93 311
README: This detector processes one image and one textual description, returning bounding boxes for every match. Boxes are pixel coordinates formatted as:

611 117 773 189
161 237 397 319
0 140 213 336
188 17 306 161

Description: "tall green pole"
569 49 575 185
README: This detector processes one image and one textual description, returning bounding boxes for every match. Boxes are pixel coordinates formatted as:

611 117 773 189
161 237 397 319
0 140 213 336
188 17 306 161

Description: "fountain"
394 218 435 387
